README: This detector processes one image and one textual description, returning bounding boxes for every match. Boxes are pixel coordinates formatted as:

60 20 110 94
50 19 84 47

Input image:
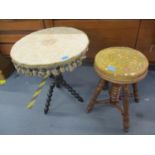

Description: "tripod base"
44 74 84 114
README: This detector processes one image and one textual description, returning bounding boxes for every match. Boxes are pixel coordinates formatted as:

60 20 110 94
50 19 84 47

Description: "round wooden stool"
87 47 149 132
11 27 89 114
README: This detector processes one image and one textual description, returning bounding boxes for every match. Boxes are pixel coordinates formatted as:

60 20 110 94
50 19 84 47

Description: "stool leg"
55 75 63 88
103 81 109 90
44 82 56 114
122 85 130 132
61 78 84 102
109 84 121 105
87 79 105 113
132 83 139 103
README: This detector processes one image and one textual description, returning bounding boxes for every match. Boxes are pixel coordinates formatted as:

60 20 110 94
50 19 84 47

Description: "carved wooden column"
122 84 130 132
132 83 139 103
87 79 105 112
109 84 122 105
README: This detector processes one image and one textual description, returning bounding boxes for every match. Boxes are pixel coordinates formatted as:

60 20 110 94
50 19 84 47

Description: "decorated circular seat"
87 47 149 132
11 27 89 77
95 47 149 84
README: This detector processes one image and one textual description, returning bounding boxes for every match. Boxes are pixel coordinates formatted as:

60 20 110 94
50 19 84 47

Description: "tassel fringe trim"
14 56 85 77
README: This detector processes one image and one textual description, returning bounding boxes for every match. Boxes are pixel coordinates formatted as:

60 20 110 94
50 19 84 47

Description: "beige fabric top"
11 27 89 68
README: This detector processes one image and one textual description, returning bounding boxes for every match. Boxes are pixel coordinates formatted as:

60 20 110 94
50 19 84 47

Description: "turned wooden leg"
44 82 56 114
61 78 84 102
109 83 122 105
103 81 109 90
122 85 130 132
55 75 62 88
132 83 139 103
87 79 105 112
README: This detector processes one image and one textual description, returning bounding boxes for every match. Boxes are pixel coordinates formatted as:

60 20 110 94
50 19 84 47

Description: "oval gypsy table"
11 27 89 114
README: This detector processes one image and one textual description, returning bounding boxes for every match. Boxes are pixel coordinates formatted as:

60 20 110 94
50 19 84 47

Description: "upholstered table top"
10 27 89 77
95 47 149 84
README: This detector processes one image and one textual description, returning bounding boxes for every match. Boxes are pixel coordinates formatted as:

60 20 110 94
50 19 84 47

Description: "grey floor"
0 65 155 135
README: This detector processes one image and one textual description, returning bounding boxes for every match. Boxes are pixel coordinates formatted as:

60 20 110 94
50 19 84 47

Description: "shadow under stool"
87 47 149 132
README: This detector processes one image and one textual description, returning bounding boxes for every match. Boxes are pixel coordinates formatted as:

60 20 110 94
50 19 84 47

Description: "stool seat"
95 47 149 84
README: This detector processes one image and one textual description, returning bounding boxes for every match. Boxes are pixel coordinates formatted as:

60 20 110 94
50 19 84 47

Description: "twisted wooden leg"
122 85 130 132
103 81 109 90
132 83 139 103
55 75 63 88
44 82 56 114
44 74 84 114
87 79 105 112
61 78 84 102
